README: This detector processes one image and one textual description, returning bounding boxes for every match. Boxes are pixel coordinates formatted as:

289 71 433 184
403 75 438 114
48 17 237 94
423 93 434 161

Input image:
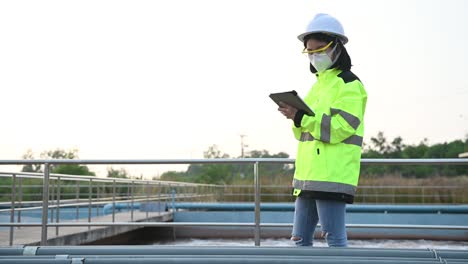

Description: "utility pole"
239 134 249 179
240 134 248 158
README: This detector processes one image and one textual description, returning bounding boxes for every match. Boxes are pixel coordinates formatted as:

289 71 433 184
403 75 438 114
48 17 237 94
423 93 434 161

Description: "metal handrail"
0 158 467 247
0 171 219 187
1 158 467 165
0 194 185 213
0 195 162 207
1 222 468 231
220 185 465 188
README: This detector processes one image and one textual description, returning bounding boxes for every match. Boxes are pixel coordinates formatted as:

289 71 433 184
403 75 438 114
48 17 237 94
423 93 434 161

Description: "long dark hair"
303 33 352 73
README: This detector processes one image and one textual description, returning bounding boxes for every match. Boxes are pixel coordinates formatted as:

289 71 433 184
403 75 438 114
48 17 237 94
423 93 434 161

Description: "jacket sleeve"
291 110 306 141
292 124 302 141
299 81 366 144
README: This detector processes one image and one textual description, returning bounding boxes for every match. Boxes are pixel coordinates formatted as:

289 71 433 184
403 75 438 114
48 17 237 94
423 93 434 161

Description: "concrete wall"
28 213 173 246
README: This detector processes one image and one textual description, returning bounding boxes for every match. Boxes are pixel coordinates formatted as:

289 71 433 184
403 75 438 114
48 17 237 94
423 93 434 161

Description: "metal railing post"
50 178 55 223
126 182 130 204
112 179 116 222
131 180 135 222
96 183 100 216
158 182 161 214
146 181 150 219
41 163 50 245
183 185 188 201
463 187 466 204
75 181 80 221
17 176 22 229
254 161 261 246
88 179 92 230
171 187 176 211
56 176 61 236
363 188 366 204
422 187 425 204
9 173 16 246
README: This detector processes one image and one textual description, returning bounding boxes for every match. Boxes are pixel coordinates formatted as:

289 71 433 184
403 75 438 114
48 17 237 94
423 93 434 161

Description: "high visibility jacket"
292 68 367 203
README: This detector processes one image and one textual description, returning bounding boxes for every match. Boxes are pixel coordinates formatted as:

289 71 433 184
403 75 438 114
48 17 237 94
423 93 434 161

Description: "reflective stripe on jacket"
292 68 367 200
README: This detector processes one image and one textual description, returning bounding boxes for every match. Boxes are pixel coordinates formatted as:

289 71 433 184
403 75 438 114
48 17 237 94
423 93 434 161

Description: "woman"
278 13 367 247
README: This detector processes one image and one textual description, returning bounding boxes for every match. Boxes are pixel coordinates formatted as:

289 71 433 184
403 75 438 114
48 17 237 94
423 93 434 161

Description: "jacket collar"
315 68 341 80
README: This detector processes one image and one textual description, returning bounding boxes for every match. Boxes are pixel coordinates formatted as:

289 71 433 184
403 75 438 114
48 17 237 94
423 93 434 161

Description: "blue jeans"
291 196 348 247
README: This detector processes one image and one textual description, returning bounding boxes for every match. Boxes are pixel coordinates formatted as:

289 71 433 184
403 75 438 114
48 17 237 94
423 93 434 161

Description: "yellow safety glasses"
302 41 334 55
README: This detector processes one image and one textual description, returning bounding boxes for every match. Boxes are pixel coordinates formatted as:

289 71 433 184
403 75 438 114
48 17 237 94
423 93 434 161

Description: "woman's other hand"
278 101 298 120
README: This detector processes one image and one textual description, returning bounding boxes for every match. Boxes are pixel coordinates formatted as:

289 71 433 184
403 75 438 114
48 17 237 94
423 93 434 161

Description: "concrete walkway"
0 211 173 246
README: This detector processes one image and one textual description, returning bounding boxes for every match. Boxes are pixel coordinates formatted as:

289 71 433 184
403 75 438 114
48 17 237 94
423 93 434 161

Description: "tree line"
14 132 468 184
0 132 465 203
361 132 468 178
20 148 131 178
160 132 468 184
160 145 293 185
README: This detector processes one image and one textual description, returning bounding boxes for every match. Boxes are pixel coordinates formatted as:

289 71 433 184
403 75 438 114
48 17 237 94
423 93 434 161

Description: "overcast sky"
1 0 467 178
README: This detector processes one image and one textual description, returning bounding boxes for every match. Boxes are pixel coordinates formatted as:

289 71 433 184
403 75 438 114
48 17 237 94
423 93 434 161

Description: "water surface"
154 238 468 250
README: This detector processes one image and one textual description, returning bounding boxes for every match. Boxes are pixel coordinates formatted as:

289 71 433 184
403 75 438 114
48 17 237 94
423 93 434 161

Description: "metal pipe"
146 181 149 219
171 188 176 212
1 222 468 231
17 177 22 229
112 180 116 223
253 161 260 246
0 171 219 189
75 181 80 221
422 187 425 204
9 173 16 246
2 256 449 262
1 158 467 165
158 182 161 215
88 179 92 230
131 181 134 222
0 260 71 264
40 163 50 245
0 257 444 264
3 200 467 214
41 255 460 261
0 194 179 214
126 182 129 204
96 183 100 216
20 245 468 258
56 176 61 236
0 247 24 255
50 178 54 224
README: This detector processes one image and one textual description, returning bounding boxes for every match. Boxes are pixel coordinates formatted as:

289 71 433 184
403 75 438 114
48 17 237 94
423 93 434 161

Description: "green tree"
53 164 96 176
21 149 42 173
400 139 433 177
361 132 468 178
107 167 130 179
163 145 293 185
240 150 293 183
40 148 78 159
21 148 95 176
203 145 229 159
369 131 391 154
160 171 188 181
194 145 234 184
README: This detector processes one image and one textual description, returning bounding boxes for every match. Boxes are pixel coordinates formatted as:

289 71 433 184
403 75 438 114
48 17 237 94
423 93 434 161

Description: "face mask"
308 52 333 72
308 43 340 73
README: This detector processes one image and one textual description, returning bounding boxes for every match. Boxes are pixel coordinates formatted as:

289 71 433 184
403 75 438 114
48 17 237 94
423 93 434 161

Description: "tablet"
269 90 315 116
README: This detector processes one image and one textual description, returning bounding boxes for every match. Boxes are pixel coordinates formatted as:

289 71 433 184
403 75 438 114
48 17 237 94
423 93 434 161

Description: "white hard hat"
297 13 348 44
